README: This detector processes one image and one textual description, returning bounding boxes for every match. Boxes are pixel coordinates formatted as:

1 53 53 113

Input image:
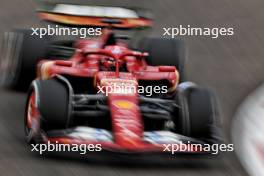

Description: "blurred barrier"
232 84 264 176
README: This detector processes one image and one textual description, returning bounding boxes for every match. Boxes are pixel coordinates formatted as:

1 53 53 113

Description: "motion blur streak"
232 84 264 176
1 0 264 175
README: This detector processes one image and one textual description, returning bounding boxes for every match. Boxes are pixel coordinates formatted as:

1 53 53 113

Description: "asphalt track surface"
1 0 264 175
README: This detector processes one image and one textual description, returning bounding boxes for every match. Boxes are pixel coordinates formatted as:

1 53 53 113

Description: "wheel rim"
25 91 40 141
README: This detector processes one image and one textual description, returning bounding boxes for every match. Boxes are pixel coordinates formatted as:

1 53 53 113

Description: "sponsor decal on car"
113 100 135 109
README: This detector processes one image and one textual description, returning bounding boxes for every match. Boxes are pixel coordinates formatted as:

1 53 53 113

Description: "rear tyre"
176 85 220 142
139 37 186 82
0 29 50 90
24 78 71 143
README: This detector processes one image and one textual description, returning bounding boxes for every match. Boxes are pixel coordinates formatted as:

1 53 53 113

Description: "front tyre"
24 78 71 144
175 84 221 143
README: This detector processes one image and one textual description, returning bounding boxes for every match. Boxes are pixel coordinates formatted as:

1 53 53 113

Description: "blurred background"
1 0 264 175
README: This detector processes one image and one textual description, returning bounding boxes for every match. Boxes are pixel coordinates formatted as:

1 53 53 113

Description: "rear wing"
36 2 153 29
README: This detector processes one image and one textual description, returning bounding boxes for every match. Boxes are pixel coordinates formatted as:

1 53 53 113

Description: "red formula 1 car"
0 4 221 154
